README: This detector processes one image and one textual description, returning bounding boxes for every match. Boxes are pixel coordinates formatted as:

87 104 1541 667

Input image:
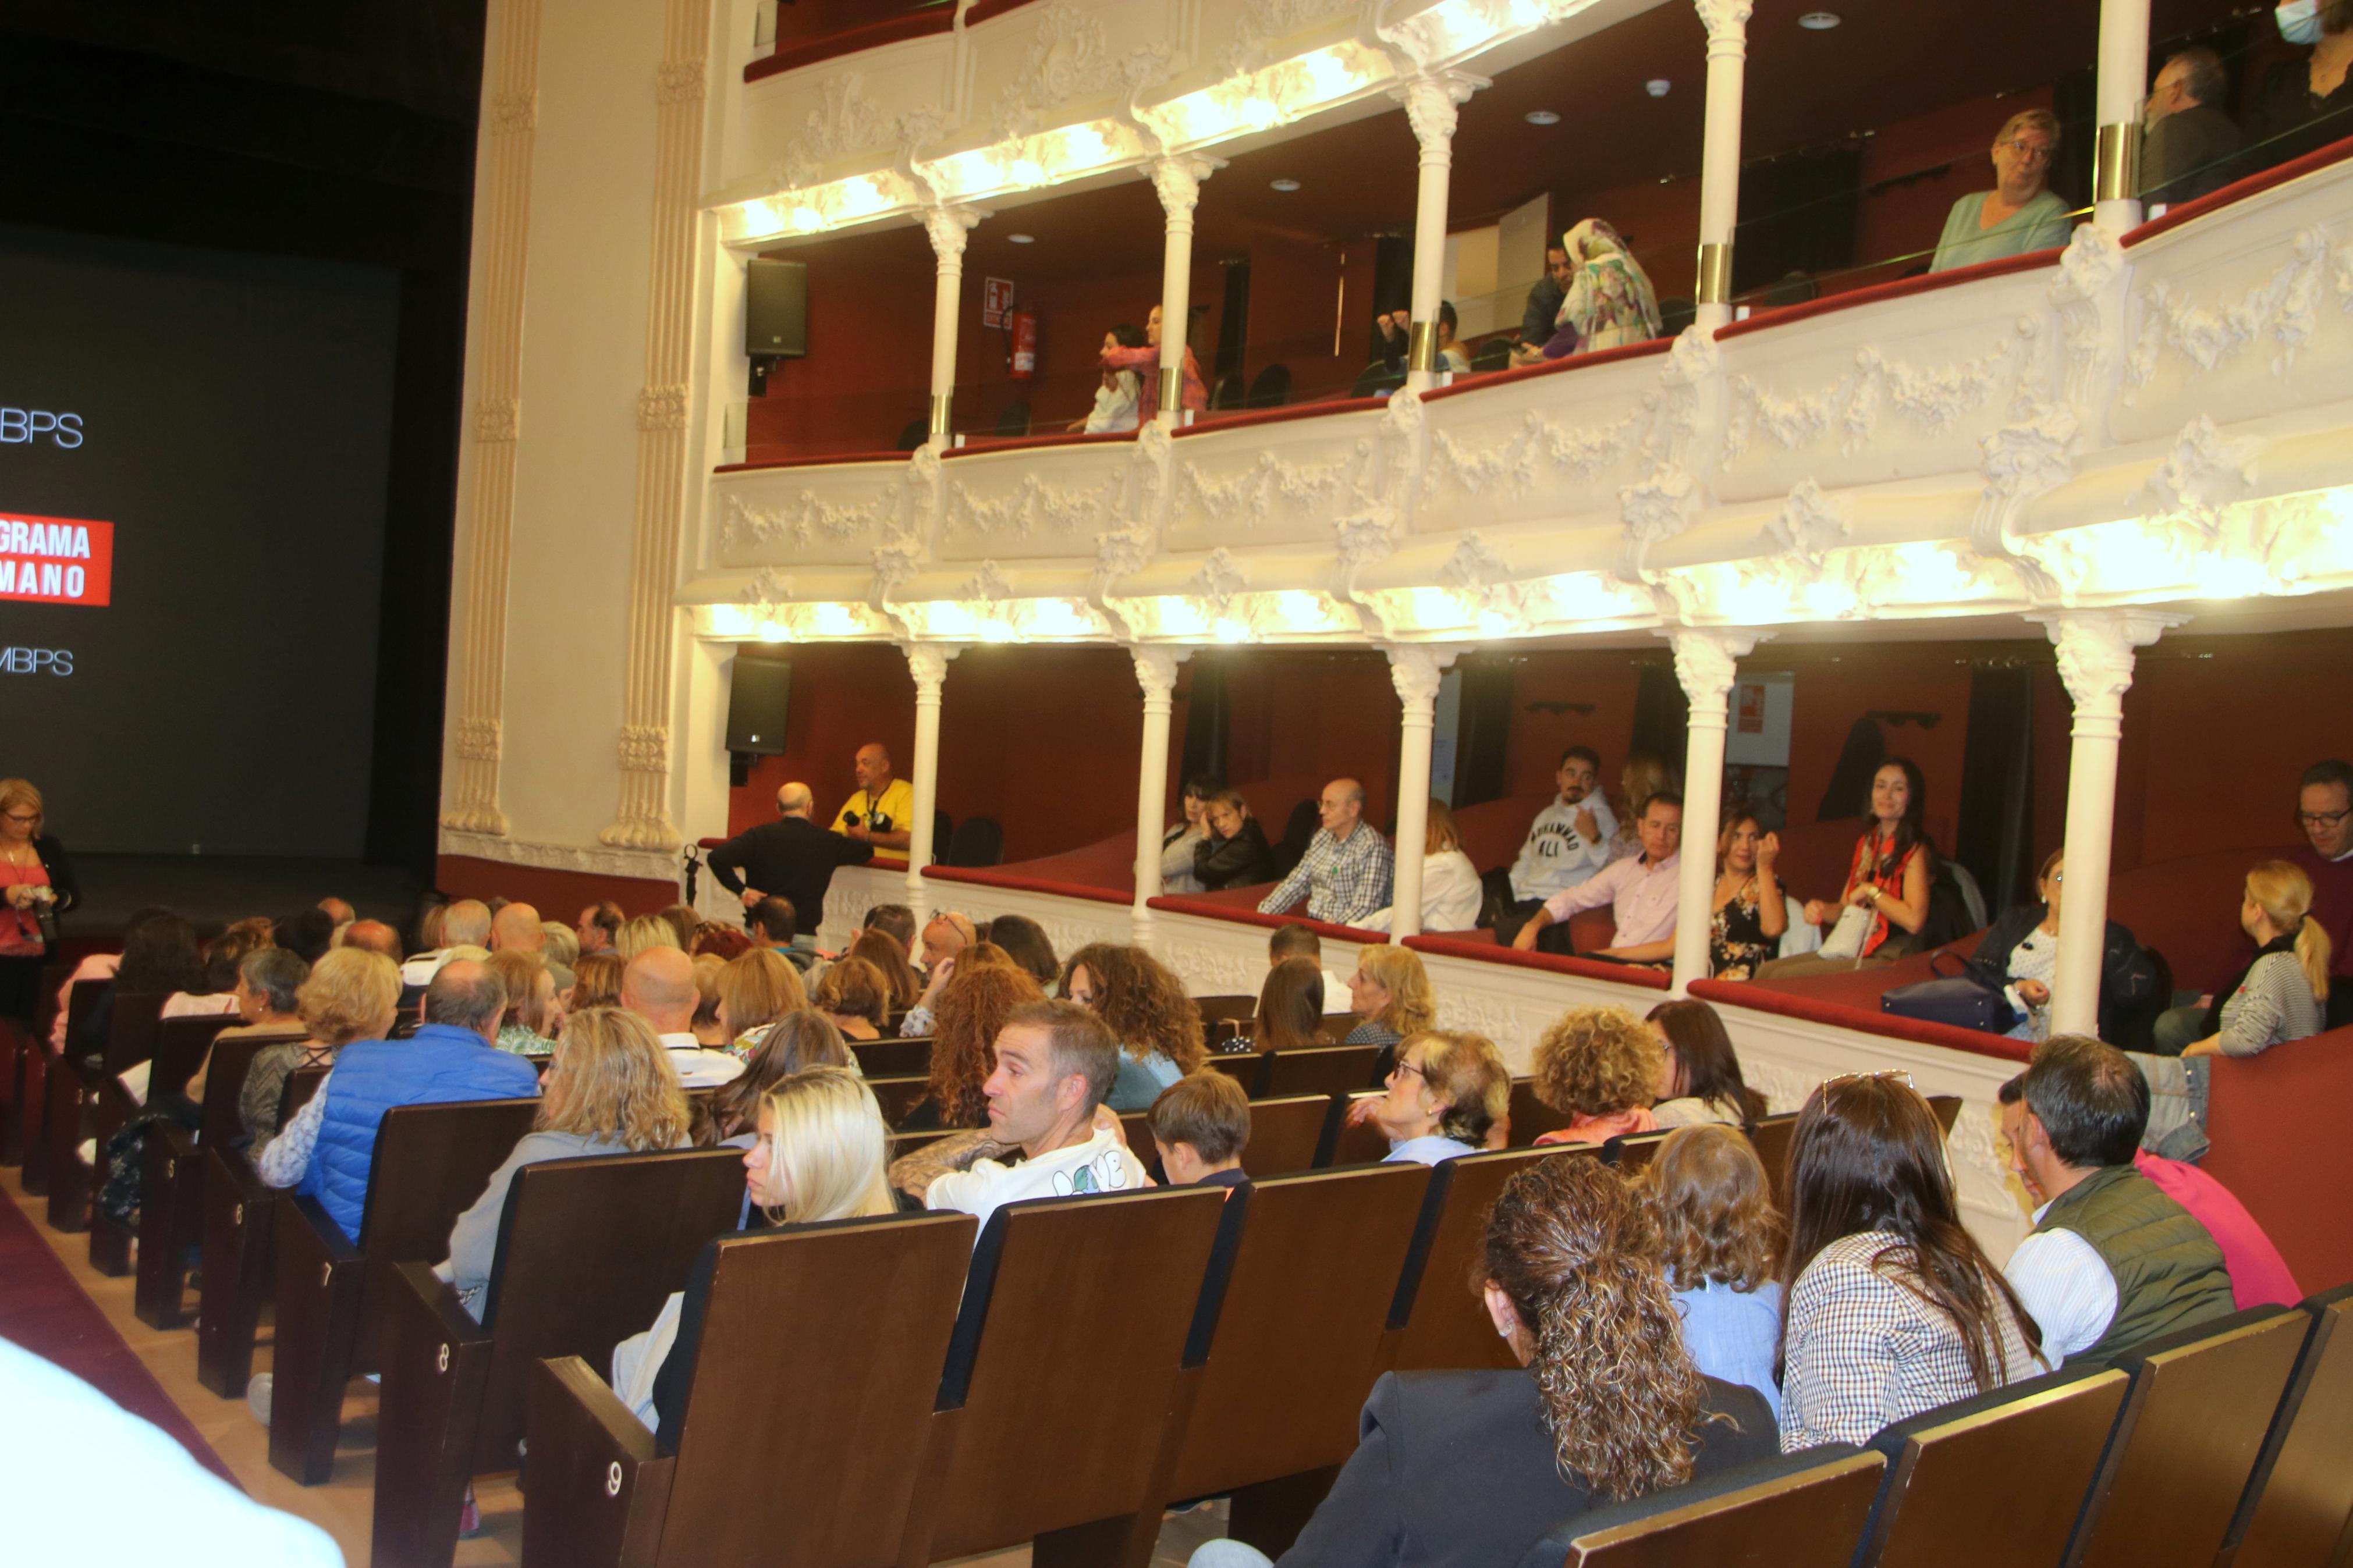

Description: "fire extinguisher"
1009 308 1038 379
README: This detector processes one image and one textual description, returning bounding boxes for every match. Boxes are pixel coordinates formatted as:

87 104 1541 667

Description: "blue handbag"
1881 952 2018 1034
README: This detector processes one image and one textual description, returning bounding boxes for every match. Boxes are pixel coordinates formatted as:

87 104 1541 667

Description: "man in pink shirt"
1512 794 1683 963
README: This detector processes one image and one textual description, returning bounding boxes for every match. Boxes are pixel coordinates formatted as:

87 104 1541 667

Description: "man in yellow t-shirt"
833 742 915 851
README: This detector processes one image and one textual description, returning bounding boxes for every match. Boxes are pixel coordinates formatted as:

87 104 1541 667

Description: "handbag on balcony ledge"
1881 951 2018 1035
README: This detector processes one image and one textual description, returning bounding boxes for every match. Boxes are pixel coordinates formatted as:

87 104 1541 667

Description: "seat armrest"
372 1262 499 1568
523 1356 673 1568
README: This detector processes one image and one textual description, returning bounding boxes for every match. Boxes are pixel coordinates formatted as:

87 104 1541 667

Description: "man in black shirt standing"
707 782 874 939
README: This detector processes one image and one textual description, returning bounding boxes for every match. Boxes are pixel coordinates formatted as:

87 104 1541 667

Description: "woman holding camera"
0 780 80 1027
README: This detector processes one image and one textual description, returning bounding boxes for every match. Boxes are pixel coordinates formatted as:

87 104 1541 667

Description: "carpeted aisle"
0 1181 239 1485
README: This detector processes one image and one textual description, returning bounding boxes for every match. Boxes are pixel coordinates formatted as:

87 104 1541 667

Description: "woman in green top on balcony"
1930 108 2075 273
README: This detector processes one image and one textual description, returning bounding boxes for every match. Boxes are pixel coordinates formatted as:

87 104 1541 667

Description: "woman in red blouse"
1760 759 1936 977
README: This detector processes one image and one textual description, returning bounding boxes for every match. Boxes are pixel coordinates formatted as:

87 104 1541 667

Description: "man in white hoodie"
1493 747 1618 947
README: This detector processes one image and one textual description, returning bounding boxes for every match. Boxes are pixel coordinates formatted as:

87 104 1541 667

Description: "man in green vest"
2003 1035 2237 1363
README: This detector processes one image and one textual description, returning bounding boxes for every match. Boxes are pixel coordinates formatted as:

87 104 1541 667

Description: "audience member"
437 1007 692 1319
1160 773 1224 894
984 913 1060 989
1060 943 1206 1109
166 919 272 1021
539 921 580 971
1999 1038 2236 1363
2134 858 2330 1160
1194 789 1275 891
404 899 491 987
614 914 679 961
656 904 702 951
708 781 875 938
417 901 449 955
257 960 540 1239
1555 219 1662 355
1498 746 1618 941
1266 921 1354 1008
1642 1124 1786 1417
1374 300 1471 375
486 950 558 1055
76 912 203 1057
576 901 625 957
243 948 400 1154
622 947 745 1089
1148 1072 1252 1191
1645 1000 1754 1128
1191 1157 1777 1568
898 960 1044 1132
569 952 625 1011
1930 108 2072 272
1777 1074 2041 1450
1759 759 1935 977
1514 793 1684 963
918 911 975 977
1226 955 1331 1054
2142 47 2247 207
1532 1005 1661 1146
835 743 915 851
813 957 890 1041
1074 322 1147 433
744 898 810 972
1709 809 1786 979
0 778 78 1029
1341 945 1438 1066
861 902 919 954
272 908 337 965
1362 798 1481 933
1098 303 1207 422
489 901 544 955
340 919 402 961
613 1067 895 1430
710 1011 858 1144
2248 0 2353 168
715 948 807 1060
1997 1073 2300 1310
318 895 356 930
1348 1029 1508 1164
1509 241 1575 365
214 948 313 1050
1257 778 1394 927
888 1001 1147 1226
687 952 728 1046
847 926 922 1013
1607 752 1681 862
1966 850 2156 1044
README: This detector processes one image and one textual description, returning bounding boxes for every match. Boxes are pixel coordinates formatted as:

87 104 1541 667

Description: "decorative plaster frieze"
1762 478 1851 578
2049 223 2128 407
1665 626 1761 708
993 3 1173 138
946 467 1127 538
490 90 538 136
921 203 984 261
439 828 682 886
720 488 891 558
1727 325 2037 461
453 717 502 763
1193 546 1249 613
2132 414 2260 542
775 73 895 190
963 559 1012 611
2127 226 2345 384
1425 401 1648 499
1616 466 1698 584
1173 440 1374 522
1092 521 1157 588
740 566 793 619
1971 400 2079 602
1218 0 1356 73
617 723 671 774
1391 70 1485 145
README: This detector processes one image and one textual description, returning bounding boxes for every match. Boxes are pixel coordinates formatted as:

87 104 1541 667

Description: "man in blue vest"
257 958 540 1242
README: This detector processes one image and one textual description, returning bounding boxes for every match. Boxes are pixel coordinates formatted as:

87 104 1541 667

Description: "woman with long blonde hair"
438 1007 692 1319
716 948 809 1061
1341 945 1439 1069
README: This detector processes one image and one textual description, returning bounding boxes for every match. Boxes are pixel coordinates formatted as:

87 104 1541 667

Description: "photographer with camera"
834 742 915 853
0 778 79 1028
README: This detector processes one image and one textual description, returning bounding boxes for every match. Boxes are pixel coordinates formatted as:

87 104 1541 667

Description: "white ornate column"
1147 157 1218 427
440 0 546 835
1387 646 1458 939
922 206 982 445
903 642 960 922
2030 610 2185 1036
1666 628 1762 994
1397 73 1483 392
1692 0 1752 332
1130 648 1188 946
2094 0 2152 227
599 0 713 849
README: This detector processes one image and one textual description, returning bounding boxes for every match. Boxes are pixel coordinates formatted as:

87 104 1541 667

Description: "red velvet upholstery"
2104 843 2303 994
1403 934 1670 991
1744 936 1981 1009
2202 1024 2353 1293
1688 977 2030 1063
1450 792 1556 873
1145 896 1386 944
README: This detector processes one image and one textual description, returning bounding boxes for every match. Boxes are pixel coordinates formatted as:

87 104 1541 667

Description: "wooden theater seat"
864 1072 930 1128
134 1023 267 1327
1195 994 1258 1051
851 1036 932 1077
2218 1285 2353 1568
23 975 112 1197
1604 1128 1673 1174
1854 1366 2129 1568
266 1096 542 1484
1514 1448 1886 1568
1390 1144 1602 1374
372 1147 748 1568
2064 1306 2311 1568
1506 1078 1571 1146
1749 1112 1798 1214
899 1186 1227 1565
521 1211 975 1568
1238 1094 1330 1179
90 1011 246 1277
1259 1044 1380 1098
47 989 168 1232
1321 1090 1389 1169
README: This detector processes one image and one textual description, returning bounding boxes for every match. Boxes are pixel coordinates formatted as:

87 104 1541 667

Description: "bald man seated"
835 743 917 852
707 781 877 947
622 947 745 1089
489 899 573 991
402 898 493 988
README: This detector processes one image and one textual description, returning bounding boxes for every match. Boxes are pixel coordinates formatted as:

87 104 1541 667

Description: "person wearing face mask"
2249 0 2353 168
1929 108 2075 273
2141 47 2247 208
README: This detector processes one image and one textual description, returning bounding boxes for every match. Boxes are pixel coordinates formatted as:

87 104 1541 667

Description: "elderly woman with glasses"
1930 108 2075 273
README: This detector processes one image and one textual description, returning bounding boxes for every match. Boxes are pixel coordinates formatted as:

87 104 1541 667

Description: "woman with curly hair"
1531 1005 1663 1146
1189 1154 1776 1568
1060 942 1205 1111
1344 1029 1510 1164
1641 1125 1784 1416
896 961 1044 1132
1341 945 1438 1071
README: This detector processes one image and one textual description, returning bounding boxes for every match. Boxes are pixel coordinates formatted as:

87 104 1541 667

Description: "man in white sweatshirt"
1495 746 1618 947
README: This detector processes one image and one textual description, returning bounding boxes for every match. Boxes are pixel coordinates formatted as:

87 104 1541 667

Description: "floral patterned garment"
1710 878 1778 979
1555 218 1663 355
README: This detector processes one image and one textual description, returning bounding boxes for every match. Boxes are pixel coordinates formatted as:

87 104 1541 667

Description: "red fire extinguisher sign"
1009 309 1038 378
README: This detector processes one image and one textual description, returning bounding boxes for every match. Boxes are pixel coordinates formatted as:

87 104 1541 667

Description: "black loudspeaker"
726 654 793 755
745 259 808 358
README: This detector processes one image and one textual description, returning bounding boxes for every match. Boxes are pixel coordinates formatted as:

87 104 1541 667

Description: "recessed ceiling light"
1007 233 1034 244
1269 177 1301 191
1645 79 1671 97
1524 109 1561 126
1798 10 1841 27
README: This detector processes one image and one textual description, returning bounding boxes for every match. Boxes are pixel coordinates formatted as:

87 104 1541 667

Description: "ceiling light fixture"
1645 79 1671 97
1270 177 1301 191
1007 233 1034 244
1524 109 1561 126
1798 10 1841 28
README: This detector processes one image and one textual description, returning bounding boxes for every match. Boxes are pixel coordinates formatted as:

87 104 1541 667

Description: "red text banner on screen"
0 514 114 606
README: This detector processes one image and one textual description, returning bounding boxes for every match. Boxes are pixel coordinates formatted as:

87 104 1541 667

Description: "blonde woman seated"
236 948 401 1155
487 950 559 1055
812 956 891 1041
611 1067 896 1428
1344 1029 1510 1164
716 948 807 1061
1361 799 1482 935
1531 1005 1662 1146
436 1007 693 1321
1341 945 1439 1072
568 951 625 1011
613 913 680 961
1641 1125 1785 1417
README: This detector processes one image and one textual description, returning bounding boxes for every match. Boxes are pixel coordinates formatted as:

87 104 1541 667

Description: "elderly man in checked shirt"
1258 779 1395 928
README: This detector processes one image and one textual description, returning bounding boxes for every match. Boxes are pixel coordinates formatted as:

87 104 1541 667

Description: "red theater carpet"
0 1187 238 1486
